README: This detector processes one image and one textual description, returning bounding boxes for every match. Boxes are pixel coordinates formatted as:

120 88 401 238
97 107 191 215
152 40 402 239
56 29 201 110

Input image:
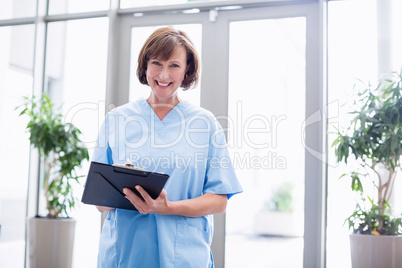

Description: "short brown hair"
137 26 200 90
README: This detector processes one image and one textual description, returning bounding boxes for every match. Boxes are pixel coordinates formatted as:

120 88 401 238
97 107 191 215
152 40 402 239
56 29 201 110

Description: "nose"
158 66 169 80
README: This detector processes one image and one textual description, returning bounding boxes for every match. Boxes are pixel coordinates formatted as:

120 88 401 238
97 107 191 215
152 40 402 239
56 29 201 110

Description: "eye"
151 60 161 66
170 64 180 68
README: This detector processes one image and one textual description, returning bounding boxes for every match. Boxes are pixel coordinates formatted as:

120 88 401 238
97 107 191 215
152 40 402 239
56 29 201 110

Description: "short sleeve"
92 113 113 165
203 118 242 199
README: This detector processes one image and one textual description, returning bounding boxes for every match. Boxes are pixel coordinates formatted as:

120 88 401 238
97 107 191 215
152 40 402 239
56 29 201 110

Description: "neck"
146 94 180 107
146 94 180 120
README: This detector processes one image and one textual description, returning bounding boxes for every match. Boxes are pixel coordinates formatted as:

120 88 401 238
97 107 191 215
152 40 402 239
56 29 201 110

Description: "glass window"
129 24 202 106
327 0 402 267
120 0 230 9
121 0 185 9
45 17 109 267
0 0 36 20
48 0 109 15
0 24 35 268
225 17 306 268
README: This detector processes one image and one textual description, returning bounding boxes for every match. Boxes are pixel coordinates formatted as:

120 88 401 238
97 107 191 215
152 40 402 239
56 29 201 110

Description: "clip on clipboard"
81 161 169 211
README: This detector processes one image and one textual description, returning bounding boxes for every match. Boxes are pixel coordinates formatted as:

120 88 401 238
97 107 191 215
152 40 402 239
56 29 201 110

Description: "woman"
92 26 242 268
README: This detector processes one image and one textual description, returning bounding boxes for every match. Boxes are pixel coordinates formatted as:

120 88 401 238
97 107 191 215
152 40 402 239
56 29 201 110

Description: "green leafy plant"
17 94 89 218
333 69 402 235
264 182 294 213
345 197 402 235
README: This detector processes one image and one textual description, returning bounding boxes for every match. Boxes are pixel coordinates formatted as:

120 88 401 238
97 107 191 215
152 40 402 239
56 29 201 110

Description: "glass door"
225 17 306 268
44 17 109 267
0 24 35 268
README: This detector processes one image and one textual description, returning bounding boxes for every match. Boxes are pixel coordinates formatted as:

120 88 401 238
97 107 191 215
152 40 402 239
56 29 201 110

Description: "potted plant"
332 69 402 268
254 182 302 237
17 94 89 268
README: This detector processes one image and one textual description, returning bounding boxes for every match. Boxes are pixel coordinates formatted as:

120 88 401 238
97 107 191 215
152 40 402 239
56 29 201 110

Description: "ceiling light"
182 8 200 14
217 5 243 11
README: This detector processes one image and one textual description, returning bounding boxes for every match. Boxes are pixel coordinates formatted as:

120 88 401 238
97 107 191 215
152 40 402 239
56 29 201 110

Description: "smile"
157 81 172 87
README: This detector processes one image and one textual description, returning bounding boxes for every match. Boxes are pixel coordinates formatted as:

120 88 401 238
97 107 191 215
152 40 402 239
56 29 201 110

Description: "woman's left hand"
124 186 227 217
123 186 170 215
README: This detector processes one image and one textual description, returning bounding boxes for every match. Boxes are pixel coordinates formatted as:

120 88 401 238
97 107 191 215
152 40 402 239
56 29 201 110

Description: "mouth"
156 80 172 87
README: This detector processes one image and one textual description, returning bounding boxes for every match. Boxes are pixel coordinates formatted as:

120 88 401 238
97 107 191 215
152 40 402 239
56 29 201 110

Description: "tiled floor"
225 233 303 268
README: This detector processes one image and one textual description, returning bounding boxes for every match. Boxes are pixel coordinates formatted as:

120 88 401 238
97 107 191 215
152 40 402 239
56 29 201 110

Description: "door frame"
110 2 326 267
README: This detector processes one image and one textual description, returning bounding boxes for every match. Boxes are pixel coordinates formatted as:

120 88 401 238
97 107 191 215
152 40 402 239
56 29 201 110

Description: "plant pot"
28 217 76 268
350 234 402 268
253 211 303 237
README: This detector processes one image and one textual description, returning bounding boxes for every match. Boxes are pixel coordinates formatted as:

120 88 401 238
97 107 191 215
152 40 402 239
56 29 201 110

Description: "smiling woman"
91 26 242 268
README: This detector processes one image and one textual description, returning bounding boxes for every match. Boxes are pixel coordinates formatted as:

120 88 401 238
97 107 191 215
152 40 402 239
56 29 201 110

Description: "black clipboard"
81 161 169 211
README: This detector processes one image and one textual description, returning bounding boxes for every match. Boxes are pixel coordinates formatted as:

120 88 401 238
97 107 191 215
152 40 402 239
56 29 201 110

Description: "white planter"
28 217 76 268
253 211 303 237
350 234 402 268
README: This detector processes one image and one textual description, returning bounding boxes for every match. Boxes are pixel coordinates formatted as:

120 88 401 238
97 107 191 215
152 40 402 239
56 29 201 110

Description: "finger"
123 188 145 211
124 188 143 204
158 189 167 200
135 185 154 204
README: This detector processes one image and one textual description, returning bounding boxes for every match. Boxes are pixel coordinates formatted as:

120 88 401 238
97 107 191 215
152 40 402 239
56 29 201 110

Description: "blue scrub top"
92 98 242 268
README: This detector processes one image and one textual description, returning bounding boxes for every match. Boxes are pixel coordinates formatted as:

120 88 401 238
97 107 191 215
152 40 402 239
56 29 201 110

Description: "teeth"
158 81 170 87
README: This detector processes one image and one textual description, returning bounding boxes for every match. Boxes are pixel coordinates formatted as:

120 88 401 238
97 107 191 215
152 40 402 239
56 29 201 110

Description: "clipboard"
81 161 169 211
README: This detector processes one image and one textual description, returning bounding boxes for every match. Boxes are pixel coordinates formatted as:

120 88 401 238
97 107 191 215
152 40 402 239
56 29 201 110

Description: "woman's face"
146 46 187 102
